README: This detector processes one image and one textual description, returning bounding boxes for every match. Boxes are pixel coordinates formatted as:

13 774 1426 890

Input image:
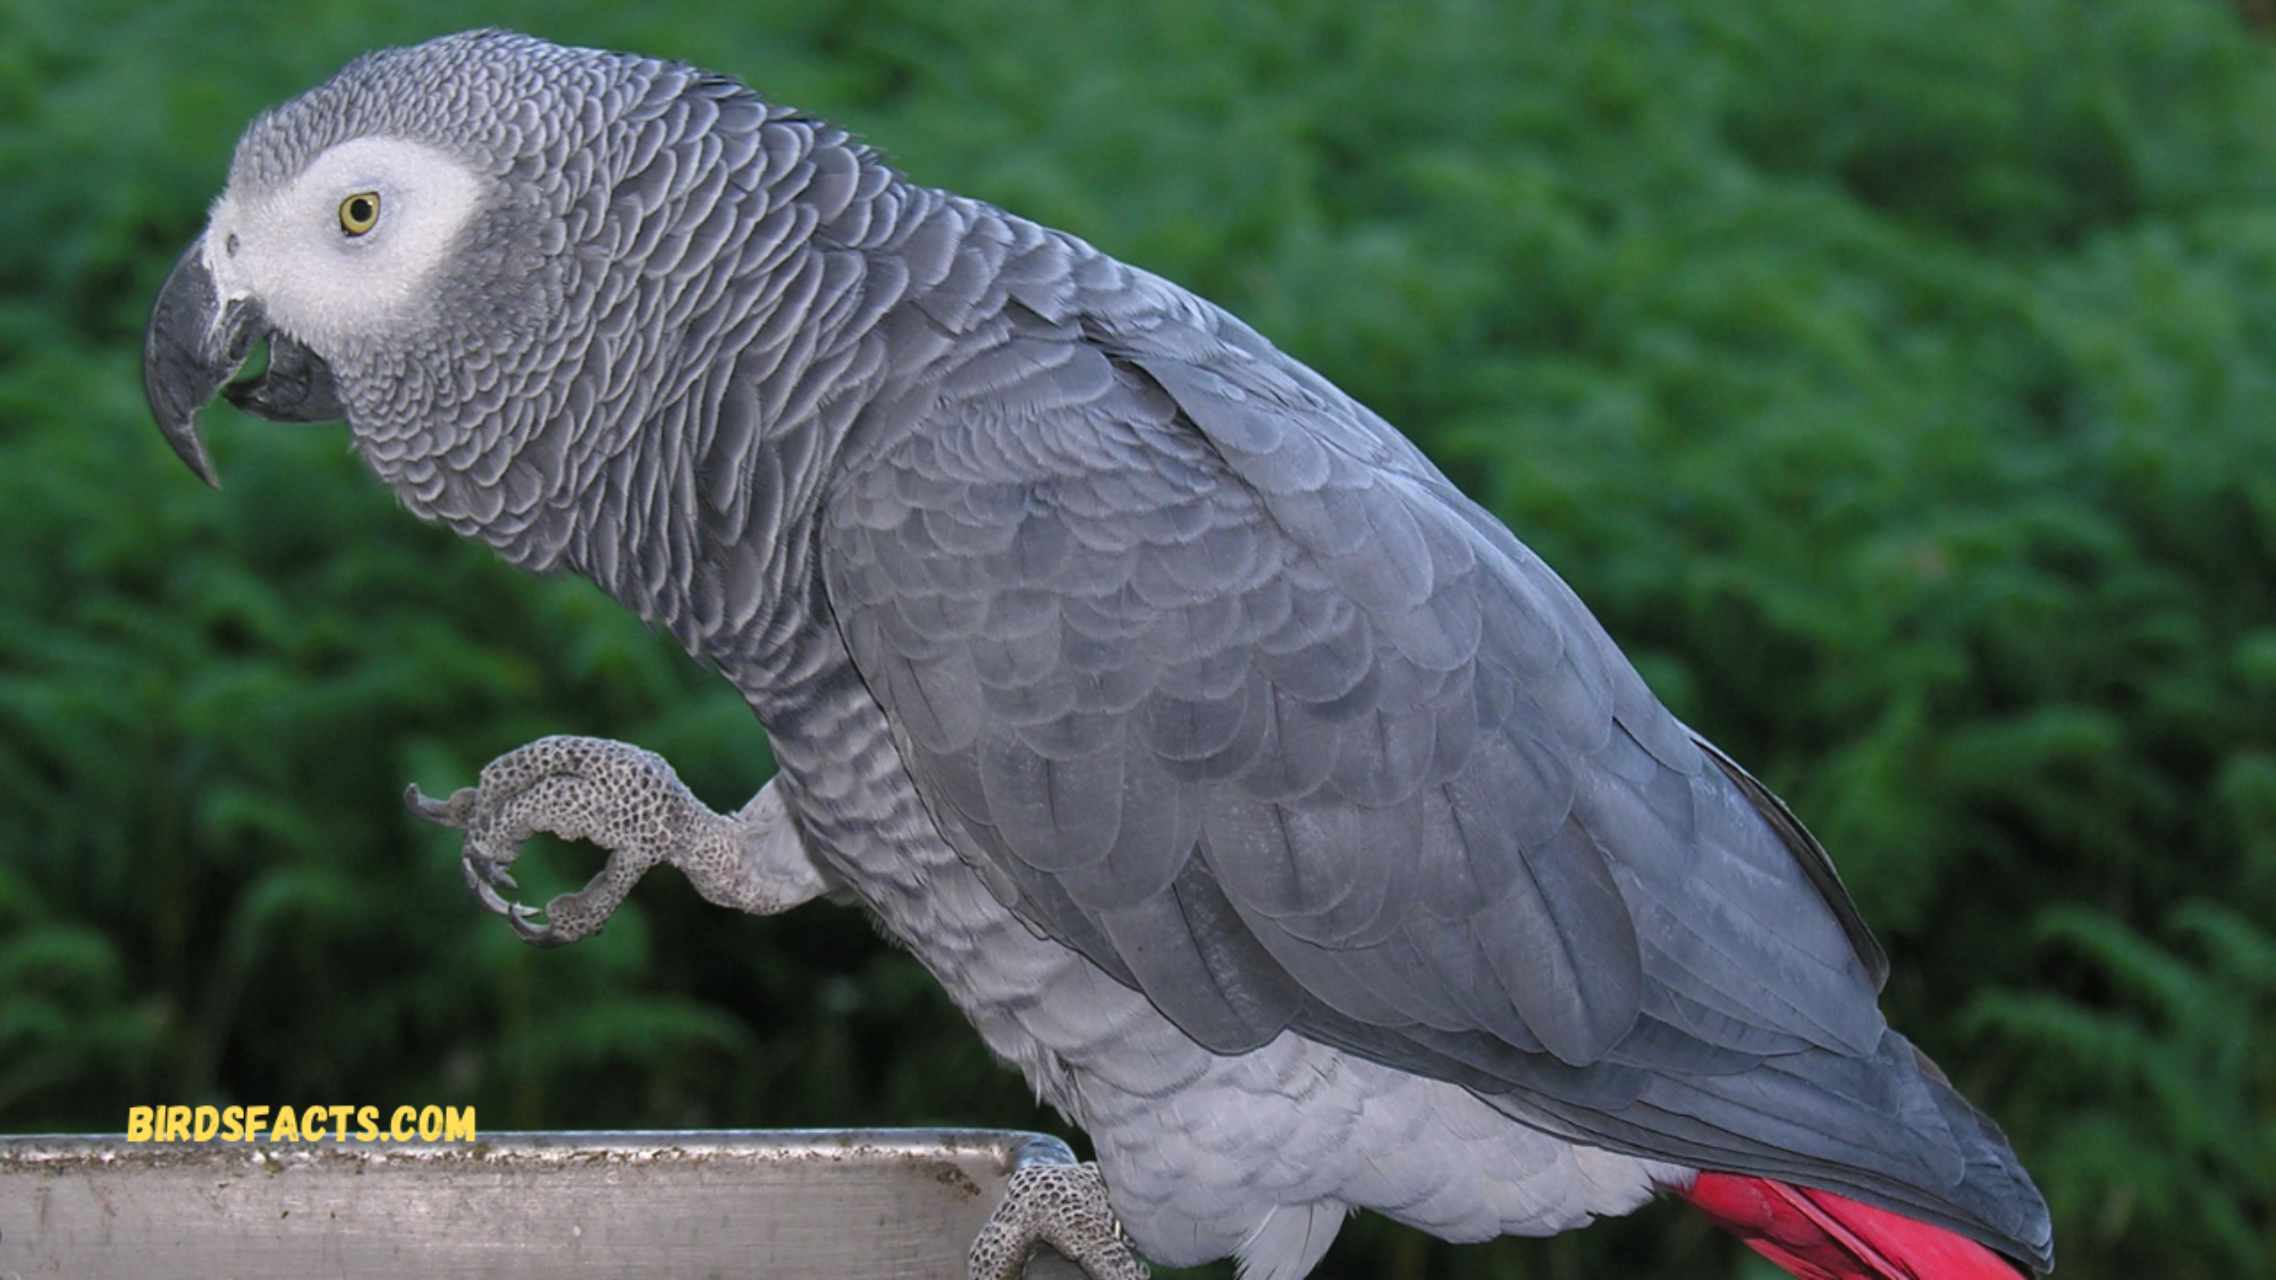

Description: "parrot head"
142 31 600 502
143 137 490 485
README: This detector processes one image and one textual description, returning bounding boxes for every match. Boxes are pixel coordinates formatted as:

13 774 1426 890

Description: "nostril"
225 233 240 257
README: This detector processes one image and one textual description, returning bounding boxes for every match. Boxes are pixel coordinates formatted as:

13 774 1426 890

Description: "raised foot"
970 1162 1149 1280
406 735 712 947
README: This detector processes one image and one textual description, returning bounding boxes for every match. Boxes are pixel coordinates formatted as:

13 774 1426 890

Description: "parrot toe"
969 1162 1150 1280
407 734 706 948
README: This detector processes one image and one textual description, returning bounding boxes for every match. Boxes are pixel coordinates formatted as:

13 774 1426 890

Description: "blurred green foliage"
2 0 2272 1275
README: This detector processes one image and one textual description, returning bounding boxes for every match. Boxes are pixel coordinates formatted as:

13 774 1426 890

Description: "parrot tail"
1678 1172 2027 1279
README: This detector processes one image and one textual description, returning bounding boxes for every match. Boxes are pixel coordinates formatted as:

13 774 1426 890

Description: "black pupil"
348 198 373 224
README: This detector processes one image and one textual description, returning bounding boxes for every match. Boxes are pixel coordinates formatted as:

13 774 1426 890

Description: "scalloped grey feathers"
208 31 2051 1271
819 272 2042 1250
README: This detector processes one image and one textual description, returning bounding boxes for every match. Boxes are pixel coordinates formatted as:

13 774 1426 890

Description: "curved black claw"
507 902 571 948
458 852 516 913
409 782 560 941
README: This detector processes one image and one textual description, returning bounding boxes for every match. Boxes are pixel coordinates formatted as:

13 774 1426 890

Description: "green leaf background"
2 1 2270 1275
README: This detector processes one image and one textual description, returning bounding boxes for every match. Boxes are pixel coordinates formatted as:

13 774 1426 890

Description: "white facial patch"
204 137 485 353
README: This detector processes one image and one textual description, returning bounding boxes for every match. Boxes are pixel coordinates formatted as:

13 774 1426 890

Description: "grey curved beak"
143 244 245 487
142 240 346 488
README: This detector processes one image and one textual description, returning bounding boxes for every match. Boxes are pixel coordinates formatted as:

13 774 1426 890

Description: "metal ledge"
0 1128 1087 1278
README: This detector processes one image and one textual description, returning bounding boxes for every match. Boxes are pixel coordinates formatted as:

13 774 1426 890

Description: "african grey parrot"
142 30 2053 1280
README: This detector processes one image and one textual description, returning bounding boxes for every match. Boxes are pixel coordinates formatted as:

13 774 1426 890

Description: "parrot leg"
405 734 833 946
968 1162 1150 1280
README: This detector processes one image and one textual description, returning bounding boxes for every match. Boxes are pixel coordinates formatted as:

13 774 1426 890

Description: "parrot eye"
337 192 381 236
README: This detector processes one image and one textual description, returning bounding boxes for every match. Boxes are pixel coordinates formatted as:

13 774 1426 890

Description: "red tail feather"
1678 1172 2025 1280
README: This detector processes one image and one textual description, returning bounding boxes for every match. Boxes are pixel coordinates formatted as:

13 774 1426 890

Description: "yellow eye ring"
338 191 381 236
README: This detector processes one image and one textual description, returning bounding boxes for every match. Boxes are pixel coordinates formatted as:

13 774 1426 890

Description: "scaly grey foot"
405 734 833 946
970 1162 1150 1280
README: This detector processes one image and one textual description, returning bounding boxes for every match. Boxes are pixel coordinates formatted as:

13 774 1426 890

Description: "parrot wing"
818 262 2047 1265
